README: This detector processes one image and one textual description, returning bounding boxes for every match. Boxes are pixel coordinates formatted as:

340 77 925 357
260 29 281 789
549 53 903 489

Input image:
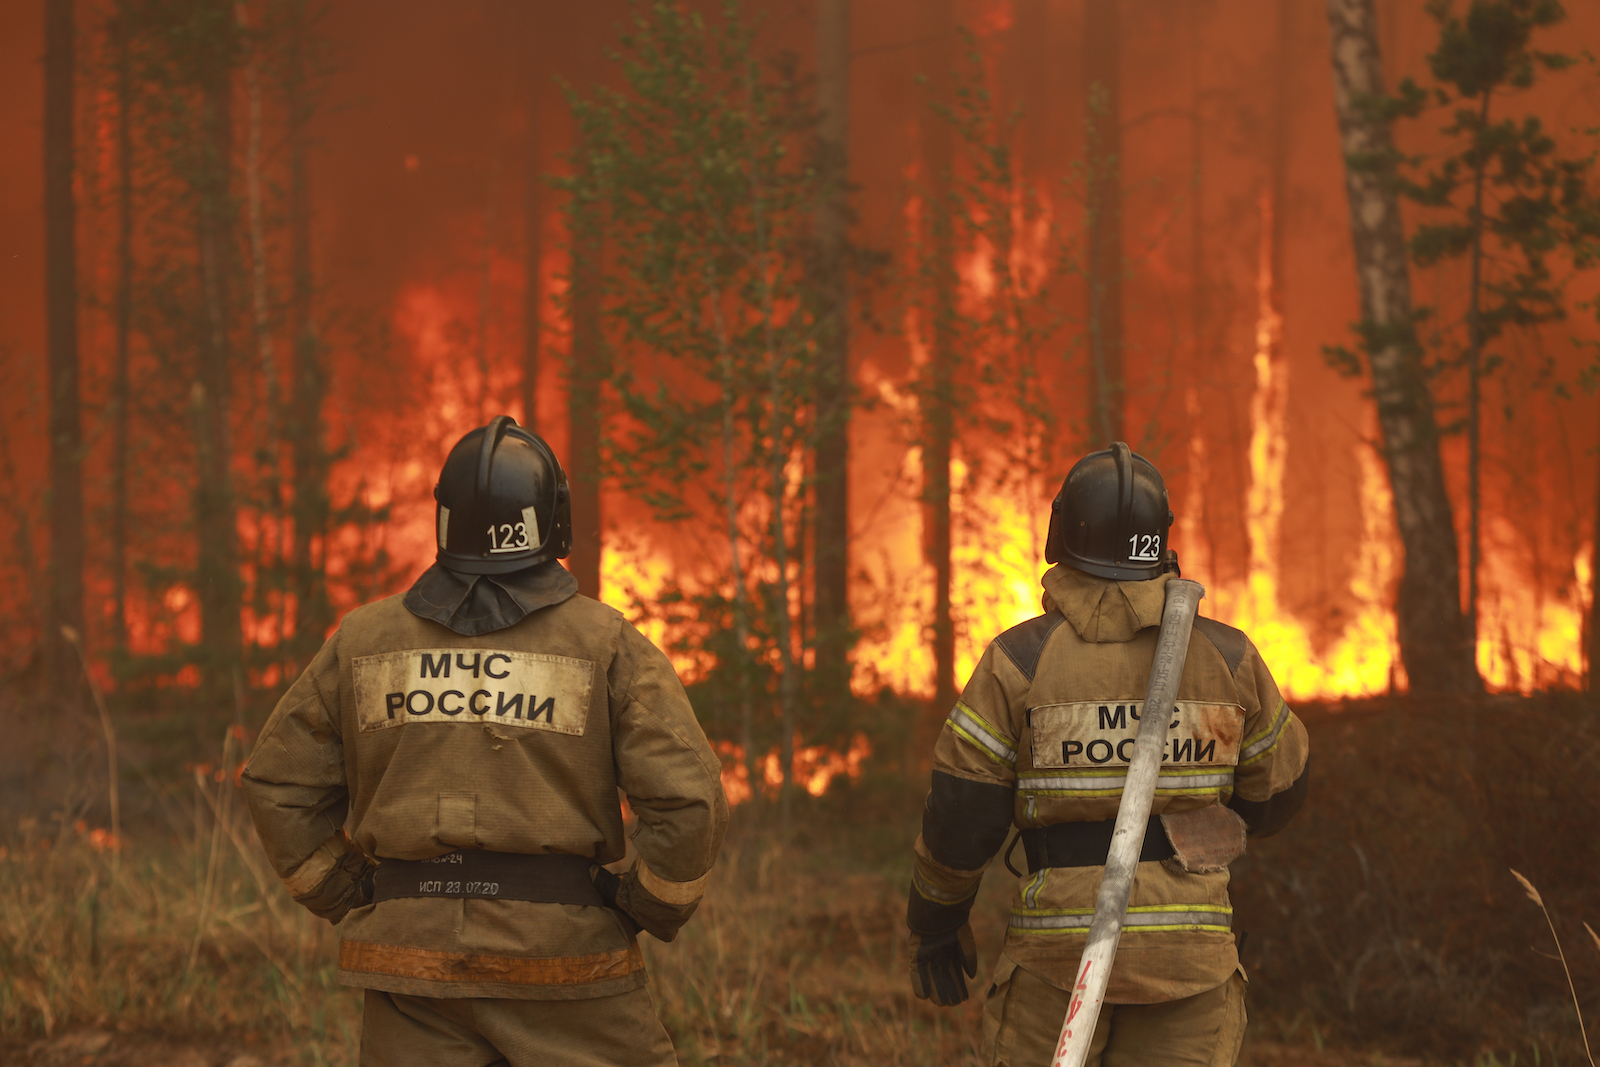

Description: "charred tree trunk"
1184 1 1219 580
1011 0 1050 173
1462 90 1493 654
1085 0 1123 445
111 11 134 654
45 0 84 681
239 1 281 678
284 0 330 662
522 58 544 433
922 0 957 717
1270 0 1295 297
193 10 242 689
1324 0 1479 694
567 198 604 600
1590 431 1599 699
811 0 851 701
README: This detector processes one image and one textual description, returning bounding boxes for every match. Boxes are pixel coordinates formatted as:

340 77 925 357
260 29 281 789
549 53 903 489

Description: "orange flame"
713 734 871 807
1201 193 1404 698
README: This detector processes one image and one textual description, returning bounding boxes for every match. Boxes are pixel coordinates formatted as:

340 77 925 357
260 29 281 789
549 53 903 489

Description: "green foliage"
1392 0 1600 388
905 33 1071 563
562 1 832 777
1372 0 1600 638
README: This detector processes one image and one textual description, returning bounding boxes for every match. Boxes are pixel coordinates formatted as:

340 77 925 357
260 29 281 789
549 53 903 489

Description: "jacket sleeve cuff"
1228 758 1310 838
283 833 372 924
906 881 976 936
617 859 707 942
634 857 710 905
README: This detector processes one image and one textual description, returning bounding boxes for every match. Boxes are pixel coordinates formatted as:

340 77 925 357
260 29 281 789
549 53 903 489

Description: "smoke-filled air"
2 0 1598 1065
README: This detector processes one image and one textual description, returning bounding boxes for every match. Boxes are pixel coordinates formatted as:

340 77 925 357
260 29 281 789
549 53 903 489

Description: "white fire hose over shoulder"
1049 577 1206 1067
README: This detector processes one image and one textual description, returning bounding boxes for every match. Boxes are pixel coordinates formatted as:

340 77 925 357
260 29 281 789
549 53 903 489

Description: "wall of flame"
0 0 1594 738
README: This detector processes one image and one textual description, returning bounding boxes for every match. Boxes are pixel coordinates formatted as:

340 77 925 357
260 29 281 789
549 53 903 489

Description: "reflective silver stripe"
1023 869 1049 909
1009 906 1233 932
1240 699 1291 766
1016 769 1236 796
912 867 978 905
946 702 1017 767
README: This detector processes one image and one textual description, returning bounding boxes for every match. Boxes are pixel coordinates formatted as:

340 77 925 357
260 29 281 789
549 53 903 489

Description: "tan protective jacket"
242 590 728 1001
911 565 1308 1004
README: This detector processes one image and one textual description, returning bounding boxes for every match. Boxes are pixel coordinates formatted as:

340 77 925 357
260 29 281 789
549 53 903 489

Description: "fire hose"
1049 577 1206 1067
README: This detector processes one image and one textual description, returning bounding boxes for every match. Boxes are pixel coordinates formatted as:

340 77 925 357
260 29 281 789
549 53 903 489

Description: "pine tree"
564 0 827 814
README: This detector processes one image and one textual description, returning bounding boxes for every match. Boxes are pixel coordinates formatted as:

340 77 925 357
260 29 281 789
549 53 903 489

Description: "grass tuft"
1510 869 1595 1067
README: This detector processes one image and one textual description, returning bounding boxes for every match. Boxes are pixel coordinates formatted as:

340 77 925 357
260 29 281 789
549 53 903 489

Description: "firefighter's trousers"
359 985 676 1067
982 961 1247 1067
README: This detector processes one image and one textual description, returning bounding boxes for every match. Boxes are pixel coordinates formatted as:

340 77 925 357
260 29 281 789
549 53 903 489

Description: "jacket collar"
403 559 580 636
1040 563 1172 643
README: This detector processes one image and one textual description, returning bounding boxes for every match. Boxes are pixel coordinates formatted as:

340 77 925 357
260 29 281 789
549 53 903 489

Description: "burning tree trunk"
810 0 851 702
921 0 957 718
284 0 331 660
1323 0 1478 694
45 0 85 681
110 8 134 655
566 186 604 601
1011 0 1050 173
1183 2 1222 582
1084 0 1123 445
240 0 282 673
522 44 545 432
193 6 243 691
1591 436 1599 698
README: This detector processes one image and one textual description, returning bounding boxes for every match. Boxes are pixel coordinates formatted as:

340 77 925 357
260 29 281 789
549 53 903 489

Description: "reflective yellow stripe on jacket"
946 701 1017 769
1014 767 1235 799
1239 698 1291 767
1010 903 1233 935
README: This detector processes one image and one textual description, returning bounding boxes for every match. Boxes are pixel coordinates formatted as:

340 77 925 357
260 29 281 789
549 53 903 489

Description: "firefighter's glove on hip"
590 864 643 938
294 843 374 926
591 862 702 942
908 923 978 1006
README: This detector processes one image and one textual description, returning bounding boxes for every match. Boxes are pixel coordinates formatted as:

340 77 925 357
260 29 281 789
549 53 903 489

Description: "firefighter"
242 416 727 1067
905 443 1310 1067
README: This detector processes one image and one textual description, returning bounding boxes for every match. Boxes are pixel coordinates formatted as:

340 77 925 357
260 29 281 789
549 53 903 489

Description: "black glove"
590 863 643 937
908 922 978 1006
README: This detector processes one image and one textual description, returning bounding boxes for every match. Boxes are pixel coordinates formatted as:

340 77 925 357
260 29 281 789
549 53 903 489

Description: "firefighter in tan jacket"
243 417 728 1067
906 443 1310 1067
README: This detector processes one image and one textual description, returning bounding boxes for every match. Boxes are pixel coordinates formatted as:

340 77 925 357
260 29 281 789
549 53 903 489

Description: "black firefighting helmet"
433 415 571 574
1044 442 1174 582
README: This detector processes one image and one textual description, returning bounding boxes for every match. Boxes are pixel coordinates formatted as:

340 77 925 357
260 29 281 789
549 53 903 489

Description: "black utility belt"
371 850 604 907
1020 816 1174 874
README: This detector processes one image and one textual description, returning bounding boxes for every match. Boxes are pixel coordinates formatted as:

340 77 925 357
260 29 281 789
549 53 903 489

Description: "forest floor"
1 691 1596 1066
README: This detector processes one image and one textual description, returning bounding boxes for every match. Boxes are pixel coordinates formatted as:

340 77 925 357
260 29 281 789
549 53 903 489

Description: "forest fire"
1 0 1595 799
5 4 1600 1064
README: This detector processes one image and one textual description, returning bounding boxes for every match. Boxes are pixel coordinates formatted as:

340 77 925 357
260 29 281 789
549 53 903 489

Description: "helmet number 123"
1128 534 1161 561
487 522 532 553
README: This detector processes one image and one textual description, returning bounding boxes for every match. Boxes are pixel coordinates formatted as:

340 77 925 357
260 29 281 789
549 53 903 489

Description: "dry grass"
2 692 1598 1066
639 824 1004 1066
0 769 361 1065
1229 692 1600 1063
